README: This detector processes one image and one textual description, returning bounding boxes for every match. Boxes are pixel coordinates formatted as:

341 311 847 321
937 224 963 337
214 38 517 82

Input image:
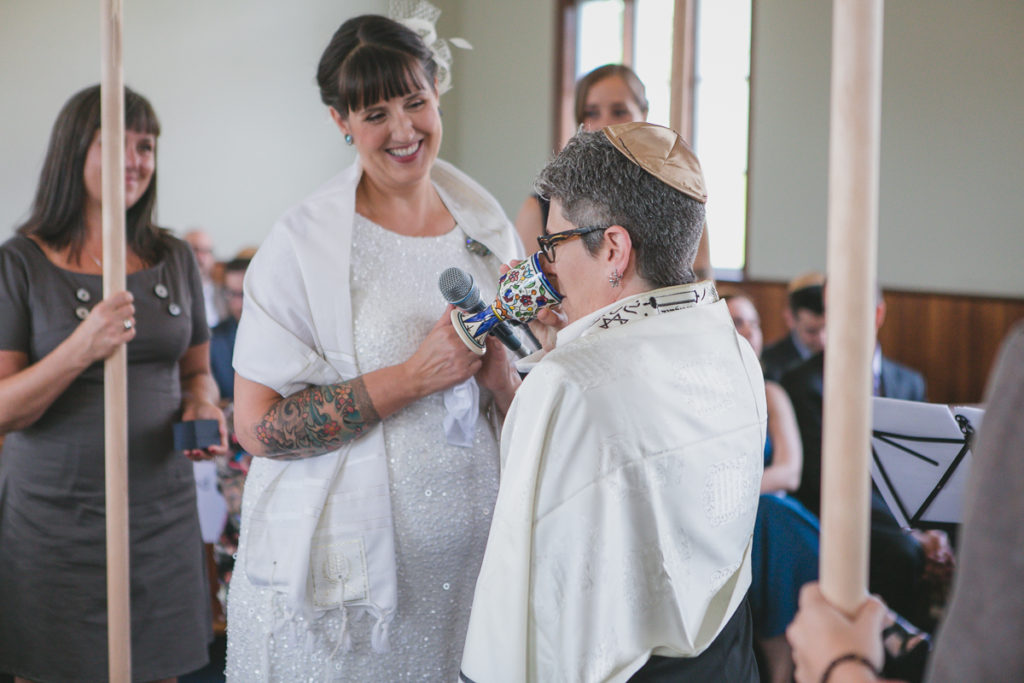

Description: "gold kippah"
602 122 707 204
787 271 826 293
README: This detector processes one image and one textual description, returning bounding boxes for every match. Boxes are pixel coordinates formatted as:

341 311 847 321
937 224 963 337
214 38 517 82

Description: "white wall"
0 0 554 260
0 0 382 260
435 0 557 218
3 1 1022 298
747 0 1024 297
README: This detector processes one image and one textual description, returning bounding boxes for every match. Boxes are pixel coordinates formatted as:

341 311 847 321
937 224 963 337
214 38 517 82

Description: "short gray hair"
534 130 705 287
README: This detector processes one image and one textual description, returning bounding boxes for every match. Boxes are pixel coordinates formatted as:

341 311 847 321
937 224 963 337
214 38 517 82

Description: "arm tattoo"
254 377 381 459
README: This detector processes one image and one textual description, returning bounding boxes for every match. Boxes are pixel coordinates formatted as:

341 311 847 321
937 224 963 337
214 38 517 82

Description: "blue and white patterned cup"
451 252 563 354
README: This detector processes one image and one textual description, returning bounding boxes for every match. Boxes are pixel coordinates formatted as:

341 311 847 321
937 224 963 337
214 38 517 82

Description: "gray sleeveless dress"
0 234 212 682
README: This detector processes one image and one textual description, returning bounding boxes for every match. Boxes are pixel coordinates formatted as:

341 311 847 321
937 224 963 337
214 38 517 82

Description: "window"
557 0 752 275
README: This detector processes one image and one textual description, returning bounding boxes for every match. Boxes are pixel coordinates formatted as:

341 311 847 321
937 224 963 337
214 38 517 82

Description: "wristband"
821 652 879 683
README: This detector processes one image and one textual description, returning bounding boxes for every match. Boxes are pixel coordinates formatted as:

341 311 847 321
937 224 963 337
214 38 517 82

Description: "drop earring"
608 269 623 288
344 134 353 145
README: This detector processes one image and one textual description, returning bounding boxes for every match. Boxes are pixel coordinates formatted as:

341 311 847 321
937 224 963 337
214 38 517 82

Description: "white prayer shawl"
233 157 521 646
461 289 767 683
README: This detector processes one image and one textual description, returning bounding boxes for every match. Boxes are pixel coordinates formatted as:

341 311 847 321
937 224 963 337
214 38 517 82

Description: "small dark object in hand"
174 419 220 451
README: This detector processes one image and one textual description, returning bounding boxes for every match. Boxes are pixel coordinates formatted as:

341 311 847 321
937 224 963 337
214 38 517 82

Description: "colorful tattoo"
254 377 381 459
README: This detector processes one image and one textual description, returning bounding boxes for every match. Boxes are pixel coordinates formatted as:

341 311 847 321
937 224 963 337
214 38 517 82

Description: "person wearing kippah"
461 123 763 682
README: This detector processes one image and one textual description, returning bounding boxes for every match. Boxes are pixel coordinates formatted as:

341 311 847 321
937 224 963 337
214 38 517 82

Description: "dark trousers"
629 593 759 682
868 490 926 624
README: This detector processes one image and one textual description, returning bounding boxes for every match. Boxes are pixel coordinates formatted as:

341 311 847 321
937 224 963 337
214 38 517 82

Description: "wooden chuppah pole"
819 0 885 615
101 0 132 679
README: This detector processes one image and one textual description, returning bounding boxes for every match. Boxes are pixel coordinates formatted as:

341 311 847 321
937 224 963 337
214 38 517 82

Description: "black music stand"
870 397 983 529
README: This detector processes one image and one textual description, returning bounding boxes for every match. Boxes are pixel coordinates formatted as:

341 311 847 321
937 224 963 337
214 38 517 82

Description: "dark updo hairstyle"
316 15 439 118
17 84 169 266
573 64 649 126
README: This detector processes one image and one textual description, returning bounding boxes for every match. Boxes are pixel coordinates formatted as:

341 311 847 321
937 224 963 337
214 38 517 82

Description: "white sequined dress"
226 217 502 681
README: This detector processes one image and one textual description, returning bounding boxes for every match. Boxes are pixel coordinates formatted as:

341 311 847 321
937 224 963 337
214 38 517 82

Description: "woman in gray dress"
0 85 227 682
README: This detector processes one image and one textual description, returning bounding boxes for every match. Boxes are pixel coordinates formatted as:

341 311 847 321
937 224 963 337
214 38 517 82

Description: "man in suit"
762 272 827 382
773 323 1024 682
781 292 942 627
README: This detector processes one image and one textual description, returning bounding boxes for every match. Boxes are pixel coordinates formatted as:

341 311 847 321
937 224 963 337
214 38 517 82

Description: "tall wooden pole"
819 0 884 615
101 0 132 679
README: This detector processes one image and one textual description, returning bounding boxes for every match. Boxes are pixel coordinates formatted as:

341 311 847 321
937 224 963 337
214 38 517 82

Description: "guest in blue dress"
752 438 822 681
727 292 820 683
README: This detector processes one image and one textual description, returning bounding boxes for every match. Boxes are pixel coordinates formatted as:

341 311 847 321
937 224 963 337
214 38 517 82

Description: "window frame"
554 0 697 148
552 0 754 278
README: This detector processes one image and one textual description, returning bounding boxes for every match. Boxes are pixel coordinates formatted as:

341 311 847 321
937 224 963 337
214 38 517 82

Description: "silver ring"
123 319 134 330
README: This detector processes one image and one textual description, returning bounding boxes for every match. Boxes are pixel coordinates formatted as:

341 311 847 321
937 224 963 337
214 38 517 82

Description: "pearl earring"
344 134 353 145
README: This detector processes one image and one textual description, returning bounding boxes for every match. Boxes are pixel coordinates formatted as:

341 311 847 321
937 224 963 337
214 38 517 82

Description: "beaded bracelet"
820 652 879 683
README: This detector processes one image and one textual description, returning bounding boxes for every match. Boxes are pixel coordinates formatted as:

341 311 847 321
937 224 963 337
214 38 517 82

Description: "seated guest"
184 227 227 328
207 254 253 602
728 293 932 683
786 322 1024 683
762 272 826 382
724 292 804 494
781 291 949 628
782 288 926 515
461 123 765 682
209 255 250 400
725 292 818 683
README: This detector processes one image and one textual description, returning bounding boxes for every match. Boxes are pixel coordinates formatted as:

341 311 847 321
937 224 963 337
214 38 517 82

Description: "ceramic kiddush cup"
450 252 563 354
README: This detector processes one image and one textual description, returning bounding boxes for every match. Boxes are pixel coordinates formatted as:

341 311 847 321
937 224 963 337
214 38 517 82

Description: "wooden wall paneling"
973 298 1024 398
725 279 1024 405
880 291 1024 404
876 290 936 394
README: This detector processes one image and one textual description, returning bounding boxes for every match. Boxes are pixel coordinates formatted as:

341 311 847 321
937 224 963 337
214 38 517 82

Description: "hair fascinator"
388 0 472 95
602 122 708 204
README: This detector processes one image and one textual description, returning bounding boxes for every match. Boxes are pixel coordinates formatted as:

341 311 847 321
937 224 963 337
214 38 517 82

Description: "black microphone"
439 267 529 358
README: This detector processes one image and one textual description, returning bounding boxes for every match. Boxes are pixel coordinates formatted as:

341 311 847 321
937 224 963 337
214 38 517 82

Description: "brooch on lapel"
464 237 491 257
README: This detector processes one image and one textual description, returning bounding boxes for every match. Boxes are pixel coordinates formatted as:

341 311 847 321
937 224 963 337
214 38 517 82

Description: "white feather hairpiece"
388 0 472 95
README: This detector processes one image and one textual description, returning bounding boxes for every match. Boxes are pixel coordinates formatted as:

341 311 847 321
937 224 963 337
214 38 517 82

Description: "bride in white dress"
225 12 523 681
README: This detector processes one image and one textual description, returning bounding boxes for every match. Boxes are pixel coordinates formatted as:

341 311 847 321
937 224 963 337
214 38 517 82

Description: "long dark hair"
316 15 438 117
17 84 169 265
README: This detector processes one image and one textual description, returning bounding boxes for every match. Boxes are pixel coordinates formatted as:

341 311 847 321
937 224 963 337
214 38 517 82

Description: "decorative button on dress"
0 235 212 682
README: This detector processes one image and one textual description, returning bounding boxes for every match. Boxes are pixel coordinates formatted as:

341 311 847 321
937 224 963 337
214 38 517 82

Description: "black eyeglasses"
536 225 607 263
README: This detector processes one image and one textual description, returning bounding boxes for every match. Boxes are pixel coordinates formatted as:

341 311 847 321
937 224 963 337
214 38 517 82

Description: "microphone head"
439 267 482 309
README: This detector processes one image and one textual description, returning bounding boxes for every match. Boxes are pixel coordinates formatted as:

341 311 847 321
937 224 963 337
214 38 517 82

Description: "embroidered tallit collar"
556 279 719 348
